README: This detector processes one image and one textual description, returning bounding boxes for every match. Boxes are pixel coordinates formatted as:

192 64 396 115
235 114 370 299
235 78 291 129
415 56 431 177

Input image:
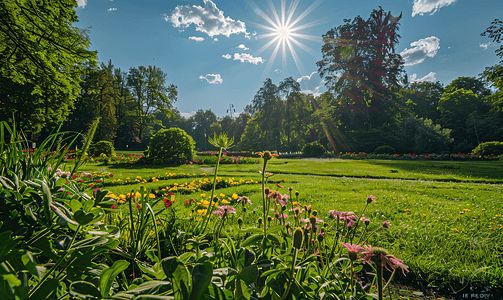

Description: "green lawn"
78 158 503 289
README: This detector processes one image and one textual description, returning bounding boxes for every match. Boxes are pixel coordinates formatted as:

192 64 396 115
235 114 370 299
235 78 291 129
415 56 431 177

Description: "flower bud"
263 151 272 161
312 210 318 217
309 215 317 226
292 227 304 249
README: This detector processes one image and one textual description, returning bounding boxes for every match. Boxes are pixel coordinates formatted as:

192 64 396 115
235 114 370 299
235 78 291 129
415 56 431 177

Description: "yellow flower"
232 193 238 200
201 193 206 198
149 194 156 199
221 199 230 204
220 193 225 198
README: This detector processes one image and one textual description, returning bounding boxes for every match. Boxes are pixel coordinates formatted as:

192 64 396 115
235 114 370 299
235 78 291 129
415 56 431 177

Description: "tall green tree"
0 0 96 132
188 109 217 151
127 65 177 143
317 7 404 134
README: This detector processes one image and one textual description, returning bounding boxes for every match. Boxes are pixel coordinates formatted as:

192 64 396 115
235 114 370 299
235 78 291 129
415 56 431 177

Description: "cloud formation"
410 72 437 83
189 36 205 42
237 44 249 50
107 8 117 12
180 111 196 119
168 0 249 38
76 0 87 8
222 54 231 59
199 74 223 84
412 0 457 17
297 72 325 97
480 42 490 50
400 36 440 66
233 53 264 64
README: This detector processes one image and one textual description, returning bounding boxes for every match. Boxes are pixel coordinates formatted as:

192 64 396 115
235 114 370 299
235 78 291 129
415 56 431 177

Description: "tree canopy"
0 0 96 131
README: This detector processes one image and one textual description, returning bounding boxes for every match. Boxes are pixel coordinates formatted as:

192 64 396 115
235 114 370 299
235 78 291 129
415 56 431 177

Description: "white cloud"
107 8 117 12
222 54 231 59
77 0 87 8
189 36 205 42
297 72 325 97
180 111 196 119
480 42 490 50
237 44 249 50
199 74 223 84
274 69 281 73
412 0 457 17
400 36 440 66
168 0 249 38
410 72 437 83
233 53 264 64
214 38 218 42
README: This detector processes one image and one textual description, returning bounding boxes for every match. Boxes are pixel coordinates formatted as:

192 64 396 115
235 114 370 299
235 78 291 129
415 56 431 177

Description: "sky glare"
75 0 502 118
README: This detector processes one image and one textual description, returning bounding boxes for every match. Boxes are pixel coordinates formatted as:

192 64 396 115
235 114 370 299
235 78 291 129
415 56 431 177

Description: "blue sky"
75 0 502 118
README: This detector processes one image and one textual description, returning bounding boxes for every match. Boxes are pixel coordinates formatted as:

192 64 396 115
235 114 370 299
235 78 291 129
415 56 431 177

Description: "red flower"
111 205 117 209
71 175 77 179
86 174 92 178
136 203 141 210
276 184 283 188
109 174 114 177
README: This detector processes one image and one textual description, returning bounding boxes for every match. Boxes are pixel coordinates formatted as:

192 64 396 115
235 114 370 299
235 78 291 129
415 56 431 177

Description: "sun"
250 0 323 74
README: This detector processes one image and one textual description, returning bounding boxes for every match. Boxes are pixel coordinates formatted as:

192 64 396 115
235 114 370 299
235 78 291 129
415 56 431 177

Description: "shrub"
302 141 326 157
374 145 396 154
472 141 503 156
89 140 115 156
148 128 195 161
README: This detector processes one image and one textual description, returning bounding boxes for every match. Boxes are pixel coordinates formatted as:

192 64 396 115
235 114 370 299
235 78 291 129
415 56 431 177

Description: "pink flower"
237 196 252 205
383 220 391 229
111 205 117 209
367 195 377 204
342 243 363 261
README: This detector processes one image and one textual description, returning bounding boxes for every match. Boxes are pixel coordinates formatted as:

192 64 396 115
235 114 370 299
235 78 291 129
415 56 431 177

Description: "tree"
438 88 482 151
0 0 96 132
445 77 491 98
317 7 404 132
127 65 177 143
401 81 444 122
188 109 217 150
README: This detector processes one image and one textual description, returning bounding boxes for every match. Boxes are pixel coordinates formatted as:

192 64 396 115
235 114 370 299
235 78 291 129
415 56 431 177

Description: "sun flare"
251 0 323 74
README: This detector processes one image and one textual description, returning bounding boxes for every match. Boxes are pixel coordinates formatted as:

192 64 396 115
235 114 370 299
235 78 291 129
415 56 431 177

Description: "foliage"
148 127 195 162
89 141 116 156
472 141 503 156
317 7 404 132
0 0 96 132
373 145 396 154
127 65 178 144
302 141 326 157
399 117 453 154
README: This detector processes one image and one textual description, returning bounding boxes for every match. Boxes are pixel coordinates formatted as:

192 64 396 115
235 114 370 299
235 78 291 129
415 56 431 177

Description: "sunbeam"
250 0 323 74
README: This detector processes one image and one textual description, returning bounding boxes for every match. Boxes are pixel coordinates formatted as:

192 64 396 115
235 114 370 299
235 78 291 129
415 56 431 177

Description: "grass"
76 158 503 291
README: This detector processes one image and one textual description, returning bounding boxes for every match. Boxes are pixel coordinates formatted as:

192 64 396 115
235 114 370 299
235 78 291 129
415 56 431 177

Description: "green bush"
302 141 326 157
148 127 195 161
471 141 503 156
373 145 396 154
89 140 115 156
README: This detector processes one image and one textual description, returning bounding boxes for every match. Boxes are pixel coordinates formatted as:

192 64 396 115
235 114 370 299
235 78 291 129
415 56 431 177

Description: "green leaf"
241 234 263 248
189 261 213 300
69 281 101 299
0 231 16 262
41 181 52 225
100 260 130 298
123 281 171 295
71 236 109 250
234 279 252 300
237 265 258 286
161 256 189 297
28 278 59 300
74 210 95 226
